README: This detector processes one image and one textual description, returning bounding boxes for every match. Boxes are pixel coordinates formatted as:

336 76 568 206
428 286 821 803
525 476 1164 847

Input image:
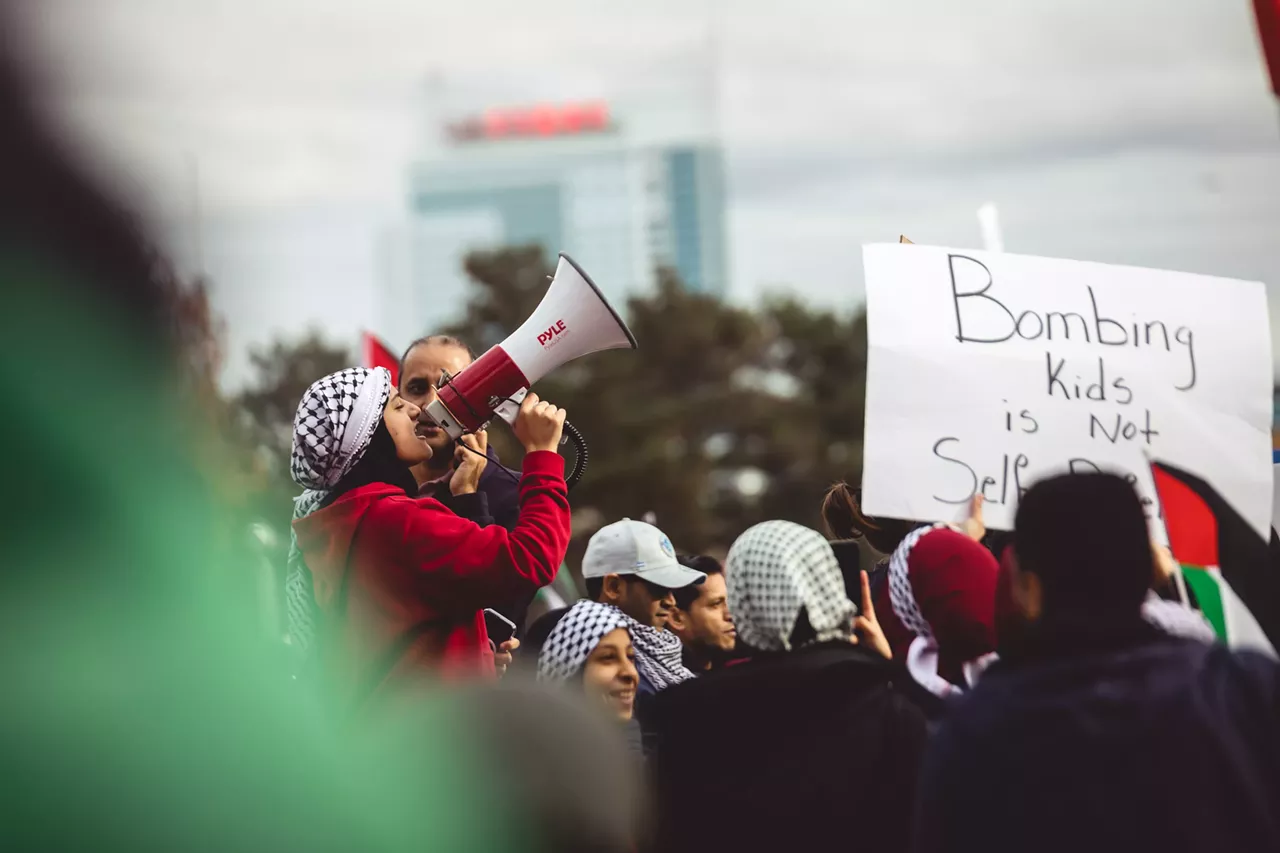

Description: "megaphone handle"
493 388 569 448
493 388 528 427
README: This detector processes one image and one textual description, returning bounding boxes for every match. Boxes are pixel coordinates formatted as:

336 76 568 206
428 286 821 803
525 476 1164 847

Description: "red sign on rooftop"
448 101 612 142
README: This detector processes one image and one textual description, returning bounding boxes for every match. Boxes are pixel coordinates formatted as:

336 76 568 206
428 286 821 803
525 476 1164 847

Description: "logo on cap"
659 536 675 558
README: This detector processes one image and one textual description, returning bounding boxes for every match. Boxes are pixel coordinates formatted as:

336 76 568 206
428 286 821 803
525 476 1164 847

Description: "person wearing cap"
582 518 707 632
581 519 706 749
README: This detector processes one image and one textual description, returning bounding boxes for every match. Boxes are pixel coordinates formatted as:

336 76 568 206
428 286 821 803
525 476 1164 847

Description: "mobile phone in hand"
483 608 517 646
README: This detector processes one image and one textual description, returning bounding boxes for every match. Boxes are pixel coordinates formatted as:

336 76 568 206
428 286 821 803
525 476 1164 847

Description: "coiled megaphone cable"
559 420 588 490
453 421 587 491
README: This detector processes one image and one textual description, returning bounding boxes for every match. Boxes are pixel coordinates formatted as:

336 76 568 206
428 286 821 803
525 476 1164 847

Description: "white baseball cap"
582 518 707 590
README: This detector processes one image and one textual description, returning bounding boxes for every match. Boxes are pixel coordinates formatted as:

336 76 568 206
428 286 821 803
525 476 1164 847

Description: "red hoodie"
292 450 570 705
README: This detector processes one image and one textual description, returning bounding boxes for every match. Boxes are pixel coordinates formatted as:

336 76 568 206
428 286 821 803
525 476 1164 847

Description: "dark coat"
914 626 1280 853
646 642 928 853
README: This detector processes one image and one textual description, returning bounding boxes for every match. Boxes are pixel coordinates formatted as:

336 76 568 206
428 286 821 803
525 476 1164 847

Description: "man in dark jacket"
649 520 926 853
914 473 1280 853
399 335 529 652
398 335 521 529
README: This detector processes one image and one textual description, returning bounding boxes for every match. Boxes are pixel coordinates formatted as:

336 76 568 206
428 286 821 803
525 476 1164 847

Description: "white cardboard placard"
861 244 1273 538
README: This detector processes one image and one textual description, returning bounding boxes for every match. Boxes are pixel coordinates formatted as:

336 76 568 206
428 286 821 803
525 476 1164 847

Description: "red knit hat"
877 526 1000 696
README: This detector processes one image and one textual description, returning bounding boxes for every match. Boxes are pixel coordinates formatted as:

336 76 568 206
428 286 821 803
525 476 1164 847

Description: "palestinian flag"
362 332 400 387
1150 460 1279 656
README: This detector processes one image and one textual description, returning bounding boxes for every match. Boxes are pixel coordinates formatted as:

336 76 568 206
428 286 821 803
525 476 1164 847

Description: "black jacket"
646 642 928 853
914 626 1280 853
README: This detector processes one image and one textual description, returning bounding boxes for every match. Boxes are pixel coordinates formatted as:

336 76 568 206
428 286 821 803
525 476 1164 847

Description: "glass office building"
378 102 727 347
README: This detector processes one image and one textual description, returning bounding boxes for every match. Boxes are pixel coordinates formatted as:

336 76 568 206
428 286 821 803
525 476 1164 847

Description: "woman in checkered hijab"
725 520 890 656
646 521 927 853
286 366 573 699
537 601 639 722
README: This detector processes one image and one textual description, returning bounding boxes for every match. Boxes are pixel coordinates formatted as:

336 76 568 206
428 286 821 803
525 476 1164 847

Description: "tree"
233 331 351 530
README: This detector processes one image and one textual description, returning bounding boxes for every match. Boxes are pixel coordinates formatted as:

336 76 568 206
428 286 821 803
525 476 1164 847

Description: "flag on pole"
362 332 400 387
1149 459 1279 656
1254 1 1280 98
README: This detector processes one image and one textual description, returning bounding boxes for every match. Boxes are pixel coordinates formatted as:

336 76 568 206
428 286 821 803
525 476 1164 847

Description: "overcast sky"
18 0 1280 387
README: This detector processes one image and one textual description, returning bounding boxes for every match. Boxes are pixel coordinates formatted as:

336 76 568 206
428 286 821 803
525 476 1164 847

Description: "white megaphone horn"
422 254 637 479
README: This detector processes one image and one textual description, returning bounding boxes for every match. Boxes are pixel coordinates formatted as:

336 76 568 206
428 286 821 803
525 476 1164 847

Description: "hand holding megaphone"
512 391 567 453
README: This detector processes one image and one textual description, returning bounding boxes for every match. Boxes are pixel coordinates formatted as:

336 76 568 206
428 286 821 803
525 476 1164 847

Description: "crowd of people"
5 9 1278 844
281 349 1280 852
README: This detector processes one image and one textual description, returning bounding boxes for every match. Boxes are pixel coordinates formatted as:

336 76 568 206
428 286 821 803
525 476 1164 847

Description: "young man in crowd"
583 519 706 694
914 472 1280 853
668 554 736 671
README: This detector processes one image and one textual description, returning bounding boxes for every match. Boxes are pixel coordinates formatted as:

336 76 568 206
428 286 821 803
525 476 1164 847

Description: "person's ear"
1008 553 1043 622
667 607 688 632
601 574 626 603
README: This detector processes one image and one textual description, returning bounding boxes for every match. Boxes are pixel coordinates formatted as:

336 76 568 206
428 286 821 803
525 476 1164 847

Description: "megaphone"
422 253 638 486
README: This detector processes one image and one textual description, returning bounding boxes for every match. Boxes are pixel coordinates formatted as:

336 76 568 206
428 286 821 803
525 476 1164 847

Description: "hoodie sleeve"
381 450 570 612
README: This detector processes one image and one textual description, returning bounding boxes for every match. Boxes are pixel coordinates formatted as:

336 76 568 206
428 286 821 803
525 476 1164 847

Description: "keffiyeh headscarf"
726 520 857 652
626 618 696 691
537 601 633 683
285 366 393 654
537 601 697 692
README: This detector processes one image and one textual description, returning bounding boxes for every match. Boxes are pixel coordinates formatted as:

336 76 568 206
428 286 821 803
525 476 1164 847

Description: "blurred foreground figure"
649 521 926 853
376 683 643 853
914 473 1280 853
0 15 570 848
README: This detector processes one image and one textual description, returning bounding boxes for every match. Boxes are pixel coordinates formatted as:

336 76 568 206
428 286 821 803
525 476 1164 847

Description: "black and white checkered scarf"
726 520 857 652
537 601 633 682
625 616 696 691
285 367 392 654
536 601 695 692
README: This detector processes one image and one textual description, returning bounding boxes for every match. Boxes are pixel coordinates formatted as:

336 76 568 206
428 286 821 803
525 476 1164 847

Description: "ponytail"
821 481 918 556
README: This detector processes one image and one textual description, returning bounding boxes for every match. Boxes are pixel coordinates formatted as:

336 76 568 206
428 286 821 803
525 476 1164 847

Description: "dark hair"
821 482 919 556
516 607 570 676
1013 472 1151 622
321 421 418 508
673 555 722 611
585 577 604 602
398 334 475 382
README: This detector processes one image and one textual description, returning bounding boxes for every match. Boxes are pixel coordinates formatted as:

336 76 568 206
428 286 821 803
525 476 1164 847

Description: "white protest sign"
861 244 1274 538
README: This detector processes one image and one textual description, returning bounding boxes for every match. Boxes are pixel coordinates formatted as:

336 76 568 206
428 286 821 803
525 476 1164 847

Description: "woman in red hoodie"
287 366 571 707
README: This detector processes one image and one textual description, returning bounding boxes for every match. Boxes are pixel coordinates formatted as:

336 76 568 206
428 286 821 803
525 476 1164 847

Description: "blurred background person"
290 381 571 704
648 520 925 853
667 554 736 671
822 482 921 597
914 473 1280 853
